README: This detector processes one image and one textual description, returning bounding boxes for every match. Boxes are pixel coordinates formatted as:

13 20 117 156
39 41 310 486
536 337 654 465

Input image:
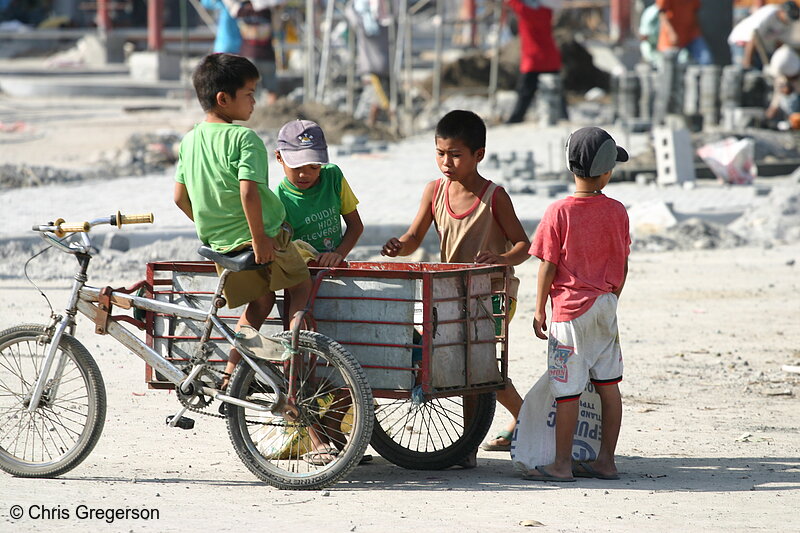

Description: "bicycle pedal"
165 415 195 430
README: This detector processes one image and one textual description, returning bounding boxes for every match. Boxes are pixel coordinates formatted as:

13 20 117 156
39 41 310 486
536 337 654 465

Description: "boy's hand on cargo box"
317 252 344 267
381 238 402 257
474 250 503 264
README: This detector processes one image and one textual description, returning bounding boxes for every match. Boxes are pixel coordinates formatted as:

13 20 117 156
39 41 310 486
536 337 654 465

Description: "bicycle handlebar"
113 211 155 227
32 212 155 236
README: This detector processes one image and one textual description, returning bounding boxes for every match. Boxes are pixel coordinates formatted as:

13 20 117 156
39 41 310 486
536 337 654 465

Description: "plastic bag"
510 372 602 473
696 137 757 185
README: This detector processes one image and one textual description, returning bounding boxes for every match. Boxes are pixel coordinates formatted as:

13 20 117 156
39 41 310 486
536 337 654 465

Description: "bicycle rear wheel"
0 324 106 477
370 392 495 470
226 331 373 490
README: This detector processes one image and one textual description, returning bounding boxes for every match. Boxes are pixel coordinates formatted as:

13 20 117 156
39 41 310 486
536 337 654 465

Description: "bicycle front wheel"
226 331 373 490
370 392 496 470
0 324 107 477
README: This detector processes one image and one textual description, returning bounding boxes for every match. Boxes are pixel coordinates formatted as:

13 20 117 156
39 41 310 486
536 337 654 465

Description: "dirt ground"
1 93 799 532
0 244 798 532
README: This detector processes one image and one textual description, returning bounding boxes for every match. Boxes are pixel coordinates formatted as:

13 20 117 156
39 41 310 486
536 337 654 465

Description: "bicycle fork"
26 274 85 414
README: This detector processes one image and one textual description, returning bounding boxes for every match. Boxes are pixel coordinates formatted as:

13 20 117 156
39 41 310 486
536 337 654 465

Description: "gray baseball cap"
565 127 629 178
277 119 329 168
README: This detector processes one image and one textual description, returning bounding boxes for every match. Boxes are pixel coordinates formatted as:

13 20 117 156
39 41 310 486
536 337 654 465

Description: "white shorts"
547 293 623 402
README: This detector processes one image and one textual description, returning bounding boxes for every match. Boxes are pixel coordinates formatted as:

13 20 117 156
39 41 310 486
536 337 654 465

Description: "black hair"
783 1 800 21
191 53 260 112
435 110 486 153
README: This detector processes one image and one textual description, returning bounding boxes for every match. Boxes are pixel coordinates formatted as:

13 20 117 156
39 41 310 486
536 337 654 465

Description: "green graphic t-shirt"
175 122 285 252
275 164 358 252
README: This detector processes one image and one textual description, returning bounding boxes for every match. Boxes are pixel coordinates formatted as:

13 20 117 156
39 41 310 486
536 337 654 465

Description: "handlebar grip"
114 212 154 227
54 220 90 237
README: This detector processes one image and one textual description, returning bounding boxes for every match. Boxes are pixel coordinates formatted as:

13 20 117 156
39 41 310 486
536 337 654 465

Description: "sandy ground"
1 93 799 532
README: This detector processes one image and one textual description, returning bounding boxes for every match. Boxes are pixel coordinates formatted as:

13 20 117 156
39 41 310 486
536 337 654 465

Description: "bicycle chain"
174 366 296 427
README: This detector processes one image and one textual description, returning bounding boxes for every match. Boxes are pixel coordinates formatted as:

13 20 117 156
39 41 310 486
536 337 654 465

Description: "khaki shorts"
215 226 310 309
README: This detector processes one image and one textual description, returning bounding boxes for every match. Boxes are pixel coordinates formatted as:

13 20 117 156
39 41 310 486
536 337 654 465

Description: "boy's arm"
475 188 531 266
240 180 276 264
533 259 557 340
613 257 629 299
381 181 436 257
318 209 364 267
174 183 194 221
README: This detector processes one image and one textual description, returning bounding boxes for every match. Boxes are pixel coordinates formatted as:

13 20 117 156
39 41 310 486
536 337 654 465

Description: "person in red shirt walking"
505 0 562 124
656 0 713 64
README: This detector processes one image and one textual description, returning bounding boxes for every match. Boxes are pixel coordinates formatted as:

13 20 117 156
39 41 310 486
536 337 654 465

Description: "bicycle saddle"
197 245 262 272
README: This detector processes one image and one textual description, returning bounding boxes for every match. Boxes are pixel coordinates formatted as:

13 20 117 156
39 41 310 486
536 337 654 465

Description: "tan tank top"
432 178 520 299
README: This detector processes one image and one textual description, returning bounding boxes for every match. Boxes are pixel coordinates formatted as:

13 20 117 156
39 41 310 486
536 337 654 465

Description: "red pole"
610 0 631 43
97 0 112 33
467 0 477 47
148 0 164 52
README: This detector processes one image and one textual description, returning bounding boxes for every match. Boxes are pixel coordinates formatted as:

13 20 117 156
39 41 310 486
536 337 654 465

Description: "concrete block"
129 51 181 82
627 200 678 237
79 34 127 66
535 181 568 198
653 126 696 186
103 233 130 252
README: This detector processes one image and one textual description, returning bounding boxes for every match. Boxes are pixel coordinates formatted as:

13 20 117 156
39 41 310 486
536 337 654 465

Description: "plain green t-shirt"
175 122 285 252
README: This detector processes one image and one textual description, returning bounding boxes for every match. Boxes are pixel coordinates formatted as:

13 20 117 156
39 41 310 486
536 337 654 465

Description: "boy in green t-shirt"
173 53 312 387
273 120 364 267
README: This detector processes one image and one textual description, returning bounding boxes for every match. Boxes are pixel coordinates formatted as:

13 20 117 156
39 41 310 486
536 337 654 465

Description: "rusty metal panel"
429 273 501 389
313 277 416 390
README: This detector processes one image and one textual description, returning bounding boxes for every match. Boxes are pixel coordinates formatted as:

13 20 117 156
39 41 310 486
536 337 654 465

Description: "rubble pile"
728 174 800 247
633 217 748 252
0 237 203 281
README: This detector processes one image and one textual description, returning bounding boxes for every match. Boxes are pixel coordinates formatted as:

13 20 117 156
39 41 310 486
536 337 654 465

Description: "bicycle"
0 213 374 490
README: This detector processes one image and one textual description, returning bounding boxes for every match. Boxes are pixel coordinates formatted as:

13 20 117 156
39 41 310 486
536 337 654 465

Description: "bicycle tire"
0 324 107 478
370 392 496 470
226 330 373 490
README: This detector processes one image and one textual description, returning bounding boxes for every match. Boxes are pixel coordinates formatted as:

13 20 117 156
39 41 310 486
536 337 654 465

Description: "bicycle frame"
26 229 289 419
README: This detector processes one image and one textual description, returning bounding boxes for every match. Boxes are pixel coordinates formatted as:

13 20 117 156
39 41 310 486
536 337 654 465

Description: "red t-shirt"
507 0 562 73
656 0 702 50
530 195 630 322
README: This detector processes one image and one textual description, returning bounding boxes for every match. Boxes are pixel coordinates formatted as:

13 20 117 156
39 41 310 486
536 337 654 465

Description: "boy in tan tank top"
382 110 531 466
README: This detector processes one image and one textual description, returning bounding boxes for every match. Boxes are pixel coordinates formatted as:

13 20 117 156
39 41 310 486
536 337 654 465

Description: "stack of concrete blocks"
699 65 722 128
332 134 389 157
653 49 685 125
535 74 566 126
719 66 769 129
652 124 697 186
684 65 723 130
635 63 656 123
683 65 702 127
612 69 641 123
484 150 567 196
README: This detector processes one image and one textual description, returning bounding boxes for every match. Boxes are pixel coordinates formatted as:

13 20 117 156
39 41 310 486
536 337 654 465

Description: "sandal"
481 429 513 451
302 446 339 466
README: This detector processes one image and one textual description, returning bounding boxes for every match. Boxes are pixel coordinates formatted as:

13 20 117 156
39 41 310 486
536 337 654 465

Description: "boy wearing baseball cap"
525 126 630 482
274 119 364 267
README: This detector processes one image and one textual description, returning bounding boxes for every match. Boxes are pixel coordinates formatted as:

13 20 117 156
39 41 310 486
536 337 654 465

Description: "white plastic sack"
696 137 756 185
510 372 602 473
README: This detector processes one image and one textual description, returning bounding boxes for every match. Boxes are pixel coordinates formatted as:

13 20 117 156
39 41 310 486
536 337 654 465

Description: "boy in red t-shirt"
525 127 630 482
